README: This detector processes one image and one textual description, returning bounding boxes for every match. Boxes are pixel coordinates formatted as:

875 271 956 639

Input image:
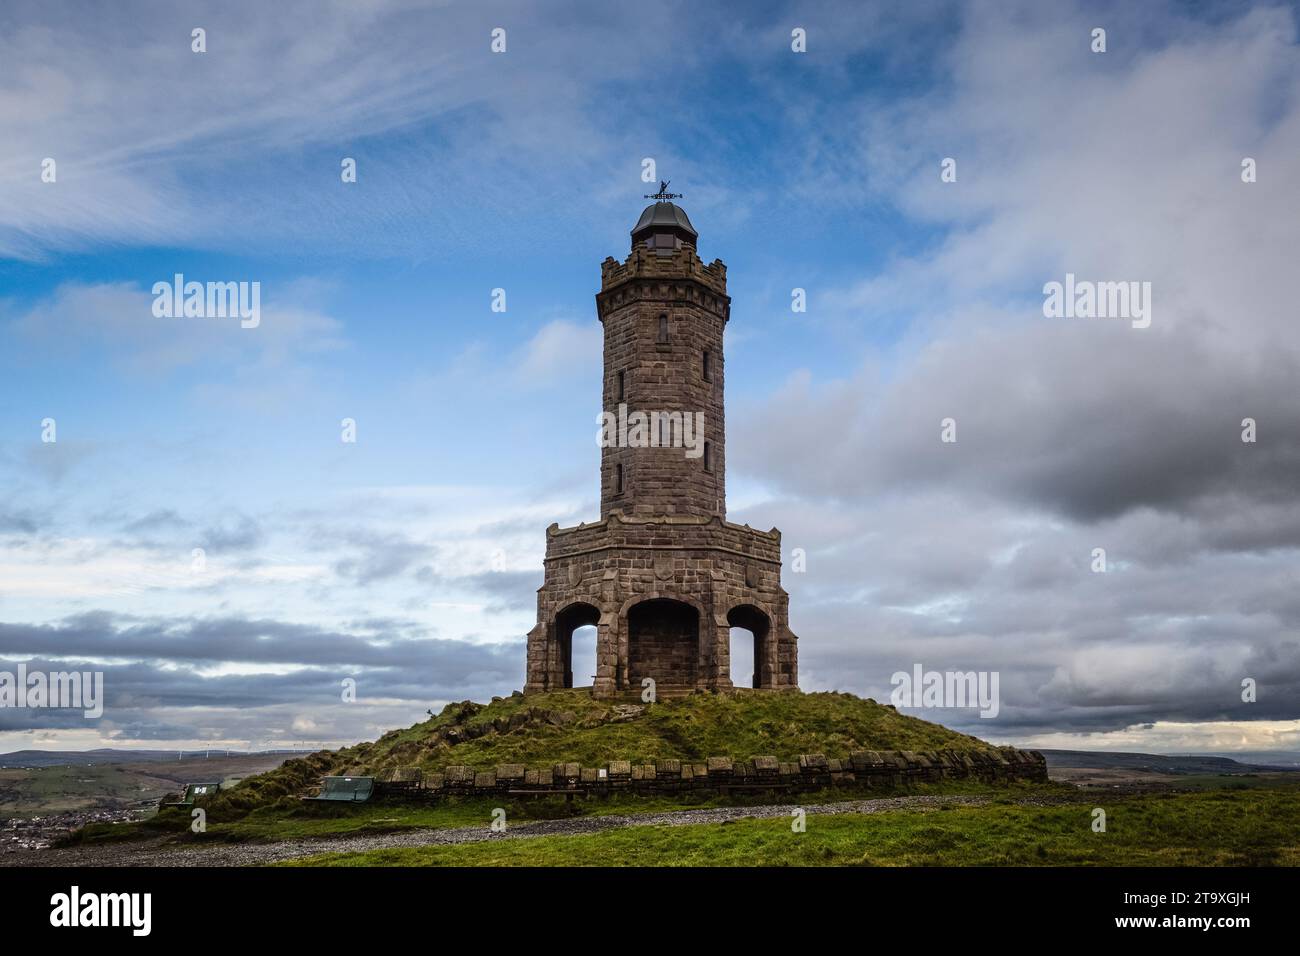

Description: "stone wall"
626 598 700 687
369 747 1048 799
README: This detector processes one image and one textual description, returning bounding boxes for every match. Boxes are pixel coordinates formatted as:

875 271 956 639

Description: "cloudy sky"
1 0 1297 756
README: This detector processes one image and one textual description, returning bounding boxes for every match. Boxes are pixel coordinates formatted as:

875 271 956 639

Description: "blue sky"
2 0 1299 756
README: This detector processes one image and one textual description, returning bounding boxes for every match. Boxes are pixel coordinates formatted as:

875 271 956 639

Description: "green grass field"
0 764 171 815
281 784 1300 867
63 777 1041 846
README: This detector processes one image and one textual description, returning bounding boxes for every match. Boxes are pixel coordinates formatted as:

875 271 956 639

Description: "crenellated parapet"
544 513 782 565
599 245 729 306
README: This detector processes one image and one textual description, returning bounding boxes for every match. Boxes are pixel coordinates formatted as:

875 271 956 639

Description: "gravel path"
5 793 1075 867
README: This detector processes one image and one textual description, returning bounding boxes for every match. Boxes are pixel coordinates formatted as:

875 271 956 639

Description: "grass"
62 777 1045 846
384 689 1000 765
281 784 1300 867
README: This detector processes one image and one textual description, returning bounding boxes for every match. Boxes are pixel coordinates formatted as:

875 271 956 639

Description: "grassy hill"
215 689 1005 812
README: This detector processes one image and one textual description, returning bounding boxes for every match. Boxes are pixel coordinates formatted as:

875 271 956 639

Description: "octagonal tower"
523 198 799 698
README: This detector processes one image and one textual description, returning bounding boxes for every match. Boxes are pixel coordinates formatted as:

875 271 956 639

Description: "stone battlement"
599 246 729 298
545 513 782 565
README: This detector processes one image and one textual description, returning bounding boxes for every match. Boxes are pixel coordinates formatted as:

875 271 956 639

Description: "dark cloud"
460 570 543 613
0 613 517 675
328 528 430 585
734 324 1300 527
122 509 190 534
0 615 522 743
0 508 45 535
21 441 98 485
200 514 265 553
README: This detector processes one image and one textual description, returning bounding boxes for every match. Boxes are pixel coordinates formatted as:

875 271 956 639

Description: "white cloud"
515 320 602 387
1012 719 1300 755
0 0 710 260
9 280 346 374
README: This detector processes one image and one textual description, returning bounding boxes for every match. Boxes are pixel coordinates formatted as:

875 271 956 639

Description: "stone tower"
523 198 799 698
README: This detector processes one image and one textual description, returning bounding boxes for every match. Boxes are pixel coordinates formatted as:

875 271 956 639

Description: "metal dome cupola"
631 182 697 252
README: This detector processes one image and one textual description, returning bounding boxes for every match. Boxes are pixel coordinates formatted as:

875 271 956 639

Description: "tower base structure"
524 513 799 698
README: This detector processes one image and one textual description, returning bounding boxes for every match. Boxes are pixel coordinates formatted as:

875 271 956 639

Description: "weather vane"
644 180 683 201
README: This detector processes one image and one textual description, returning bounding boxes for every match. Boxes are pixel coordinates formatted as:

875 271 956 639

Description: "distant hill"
1039 750 1298 774
0 752 299 817
1191 751 1300 770
0 748 312 769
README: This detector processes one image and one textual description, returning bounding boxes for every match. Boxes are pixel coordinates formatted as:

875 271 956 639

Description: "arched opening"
627 598 699 691
727 604 771 689
555 602 600 689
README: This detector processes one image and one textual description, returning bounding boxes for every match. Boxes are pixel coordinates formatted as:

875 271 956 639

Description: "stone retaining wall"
370 747 1047 800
